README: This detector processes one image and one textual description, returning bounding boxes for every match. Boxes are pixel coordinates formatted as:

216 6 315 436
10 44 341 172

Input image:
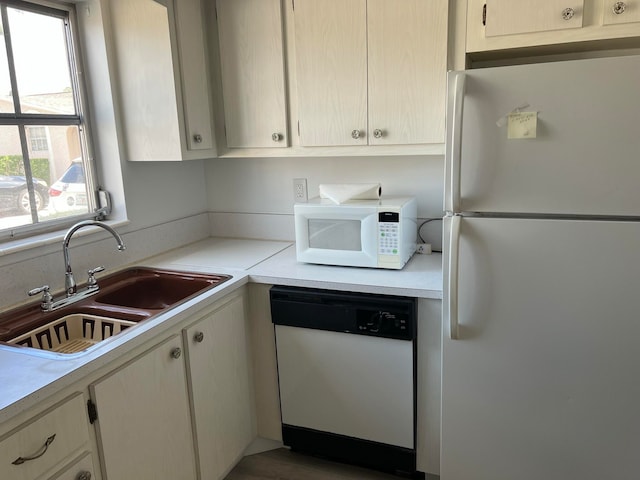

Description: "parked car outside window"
0 175 49 214
47 160 88 214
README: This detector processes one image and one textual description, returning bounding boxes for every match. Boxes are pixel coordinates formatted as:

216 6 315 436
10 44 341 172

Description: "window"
28 126 48 151
0 0 101 239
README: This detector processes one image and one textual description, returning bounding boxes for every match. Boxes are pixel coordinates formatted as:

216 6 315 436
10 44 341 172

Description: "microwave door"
295 210 378 268
308 218 363 251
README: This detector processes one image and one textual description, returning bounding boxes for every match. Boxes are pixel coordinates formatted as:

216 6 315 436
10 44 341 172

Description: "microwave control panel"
378 211 400 256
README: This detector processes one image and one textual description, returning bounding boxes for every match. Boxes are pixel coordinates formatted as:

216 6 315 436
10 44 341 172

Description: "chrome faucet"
63 220 126 296
29 221 126 311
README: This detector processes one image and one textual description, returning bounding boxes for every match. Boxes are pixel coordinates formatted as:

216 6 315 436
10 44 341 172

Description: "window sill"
0 219 131 265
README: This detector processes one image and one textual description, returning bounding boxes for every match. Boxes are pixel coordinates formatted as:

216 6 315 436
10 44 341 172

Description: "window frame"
0 0 105 241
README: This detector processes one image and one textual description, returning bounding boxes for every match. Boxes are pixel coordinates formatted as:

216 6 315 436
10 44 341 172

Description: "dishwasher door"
271 286 417 476
276 324 414 448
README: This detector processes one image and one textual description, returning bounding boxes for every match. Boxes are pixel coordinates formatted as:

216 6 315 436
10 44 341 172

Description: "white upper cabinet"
294 0 368 147
367 0 448 146
467 0 640 54
110 0 216 161
294 0 447 147
484 0 585 37
216 0 288 149
602 0 640 25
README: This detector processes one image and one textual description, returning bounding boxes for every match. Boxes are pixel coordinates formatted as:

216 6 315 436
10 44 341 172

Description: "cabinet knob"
192 133 203 144
351 129 362 140
76 472 92 480
613 1 627 14
373 129 384 139
170 347 182 359
272 133 283 142
561 7 575 20
194 331 204 343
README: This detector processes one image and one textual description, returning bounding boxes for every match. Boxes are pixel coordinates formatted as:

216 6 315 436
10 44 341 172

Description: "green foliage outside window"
0 155 50 185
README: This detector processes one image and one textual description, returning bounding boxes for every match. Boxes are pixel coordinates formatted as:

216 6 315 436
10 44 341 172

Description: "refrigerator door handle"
447 72 466 214
448 215 461 339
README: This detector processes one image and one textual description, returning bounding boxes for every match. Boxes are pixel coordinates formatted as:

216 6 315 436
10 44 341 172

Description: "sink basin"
94 268 228 310
0 267 232 356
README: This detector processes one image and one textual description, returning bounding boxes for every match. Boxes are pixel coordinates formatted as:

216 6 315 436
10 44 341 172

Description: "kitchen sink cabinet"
215 0 288 149
293 0 447 147
183 293 256 480
109 0 216 161
89 335 197 480
467 0 640 57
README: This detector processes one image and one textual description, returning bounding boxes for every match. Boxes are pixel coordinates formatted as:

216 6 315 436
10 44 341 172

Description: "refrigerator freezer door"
441 217 640 480
447 55 640 216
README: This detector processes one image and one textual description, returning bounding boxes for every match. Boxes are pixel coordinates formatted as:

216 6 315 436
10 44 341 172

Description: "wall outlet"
416 243 432 255
293 178 308 203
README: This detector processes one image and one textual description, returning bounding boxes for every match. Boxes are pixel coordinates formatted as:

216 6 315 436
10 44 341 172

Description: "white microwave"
294 197 417 269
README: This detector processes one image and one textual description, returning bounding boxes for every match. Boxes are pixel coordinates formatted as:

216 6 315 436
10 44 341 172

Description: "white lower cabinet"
88 290 254 480
184 294 256 480
0 393 92 480
50 451 95 480
90 335 197 480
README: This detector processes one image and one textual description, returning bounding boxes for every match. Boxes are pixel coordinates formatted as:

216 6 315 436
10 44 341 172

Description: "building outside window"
0 0 102 239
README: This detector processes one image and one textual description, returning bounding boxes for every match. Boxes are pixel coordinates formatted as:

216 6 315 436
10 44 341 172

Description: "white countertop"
0 237 442 424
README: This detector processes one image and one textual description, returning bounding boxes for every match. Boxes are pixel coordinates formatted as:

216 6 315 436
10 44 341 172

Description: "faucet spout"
63 220 126 296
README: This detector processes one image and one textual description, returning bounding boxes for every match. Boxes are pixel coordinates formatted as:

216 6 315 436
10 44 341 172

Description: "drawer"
0 394 90 480
50 451 95 480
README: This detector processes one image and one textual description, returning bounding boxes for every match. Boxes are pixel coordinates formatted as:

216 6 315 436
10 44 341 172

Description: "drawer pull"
11 434 56 465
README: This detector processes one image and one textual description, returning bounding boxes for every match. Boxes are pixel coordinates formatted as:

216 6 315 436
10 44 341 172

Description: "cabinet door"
484 0 584 37
603 0 640 25
294 0 368 146
174 0 215 151
184 295 255 480
217 0 288 148
110 0 215 161
367 0 447 145
90 336 196 480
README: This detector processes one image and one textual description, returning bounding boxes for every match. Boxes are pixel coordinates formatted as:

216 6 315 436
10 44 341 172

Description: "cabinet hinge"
87 399 98 424
297 121 300 137
482 4 487 26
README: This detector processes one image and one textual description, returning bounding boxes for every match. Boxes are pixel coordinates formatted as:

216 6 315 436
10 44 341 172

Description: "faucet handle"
87 266 105 288
28 285 51 297
28 285 53 311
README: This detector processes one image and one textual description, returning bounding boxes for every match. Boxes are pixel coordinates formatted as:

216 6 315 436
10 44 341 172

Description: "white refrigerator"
442 55 640 479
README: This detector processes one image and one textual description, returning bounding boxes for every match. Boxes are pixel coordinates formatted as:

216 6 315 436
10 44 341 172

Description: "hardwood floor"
224 448 417 480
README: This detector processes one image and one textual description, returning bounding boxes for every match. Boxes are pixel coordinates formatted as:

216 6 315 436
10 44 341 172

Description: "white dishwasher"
270 286 417 477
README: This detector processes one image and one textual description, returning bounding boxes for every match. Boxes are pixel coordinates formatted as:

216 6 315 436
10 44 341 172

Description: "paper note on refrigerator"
507 112 537 139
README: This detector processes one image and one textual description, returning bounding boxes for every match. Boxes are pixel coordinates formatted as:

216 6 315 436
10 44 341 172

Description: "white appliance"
442 55 640 480
270 286 417 476
294 196 417 269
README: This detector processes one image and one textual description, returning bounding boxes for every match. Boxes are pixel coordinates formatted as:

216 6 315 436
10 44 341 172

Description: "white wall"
205 155 445 249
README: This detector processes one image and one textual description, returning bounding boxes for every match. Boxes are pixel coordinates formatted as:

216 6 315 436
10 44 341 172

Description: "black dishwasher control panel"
270 285 416 341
